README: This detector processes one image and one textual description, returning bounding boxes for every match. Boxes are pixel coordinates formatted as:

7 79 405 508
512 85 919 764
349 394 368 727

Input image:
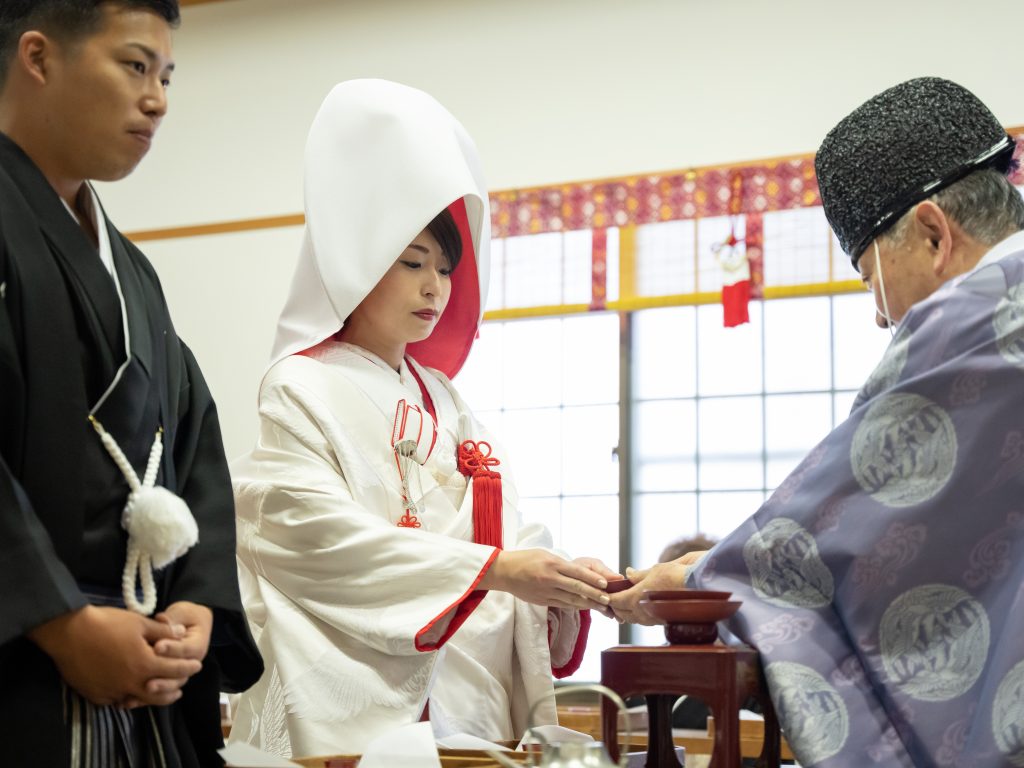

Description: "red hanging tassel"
457 440 503 549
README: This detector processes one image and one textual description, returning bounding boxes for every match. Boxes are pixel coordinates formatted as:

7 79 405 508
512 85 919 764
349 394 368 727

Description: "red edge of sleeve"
414 547 500 652
552 609 591 679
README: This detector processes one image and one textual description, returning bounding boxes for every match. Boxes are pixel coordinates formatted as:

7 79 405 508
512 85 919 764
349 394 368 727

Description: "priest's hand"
480 549 613 612
607 551 708 624
28 605 203 708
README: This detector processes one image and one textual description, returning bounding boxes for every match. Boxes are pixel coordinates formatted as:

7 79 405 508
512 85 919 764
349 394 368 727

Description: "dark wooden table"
601 644 781 768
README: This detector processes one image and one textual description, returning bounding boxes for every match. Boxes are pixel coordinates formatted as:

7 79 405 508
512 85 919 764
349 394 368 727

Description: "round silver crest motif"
743 518 833 608
850 393 957 507
994 282 1024 368
880 585 990 702
993 660 1024 766
860 333 910 401
765 662 849 764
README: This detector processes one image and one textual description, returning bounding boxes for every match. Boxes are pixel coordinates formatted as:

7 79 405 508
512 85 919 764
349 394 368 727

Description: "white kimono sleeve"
514 521 591 679
435 368 593 680
234 375 498 655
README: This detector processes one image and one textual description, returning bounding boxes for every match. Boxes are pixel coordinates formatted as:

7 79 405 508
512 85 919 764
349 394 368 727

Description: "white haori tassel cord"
88 415 199 615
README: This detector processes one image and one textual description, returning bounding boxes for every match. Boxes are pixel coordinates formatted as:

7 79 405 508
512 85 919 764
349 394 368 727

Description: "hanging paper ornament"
713 226 752 327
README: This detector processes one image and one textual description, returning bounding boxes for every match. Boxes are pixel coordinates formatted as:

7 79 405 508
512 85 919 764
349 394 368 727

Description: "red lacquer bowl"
640 598 742 645
605 578 634 594
643 589 732 602
664 622 720 645
640 599 741 624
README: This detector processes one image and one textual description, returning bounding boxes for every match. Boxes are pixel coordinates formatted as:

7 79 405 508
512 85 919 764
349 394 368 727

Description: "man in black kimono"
0 1 262 765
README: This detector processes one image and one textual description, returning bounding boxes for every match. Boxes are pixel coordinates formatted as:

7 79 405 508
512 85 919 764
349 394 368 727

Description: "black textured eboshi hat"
814 77 1015 271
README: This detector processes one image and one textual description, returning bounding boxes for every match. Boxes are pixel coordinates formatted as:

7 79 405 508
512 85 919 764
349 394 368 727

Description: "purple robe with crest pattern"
691 233 1024 767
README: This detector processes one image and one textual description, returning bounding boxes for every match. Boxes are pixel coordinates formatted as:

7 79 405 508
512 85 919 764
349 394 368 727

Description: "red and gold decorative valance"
490 128 1024 239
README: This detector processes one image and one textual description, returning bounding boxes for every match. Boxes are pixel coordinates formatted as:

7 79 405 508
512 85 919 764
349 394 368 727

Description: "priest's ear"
910 200 954 277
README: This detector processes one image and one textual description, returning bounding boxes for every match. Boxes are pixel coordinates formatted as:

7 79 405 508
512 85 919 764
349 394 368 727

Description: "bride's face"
349 227 453 345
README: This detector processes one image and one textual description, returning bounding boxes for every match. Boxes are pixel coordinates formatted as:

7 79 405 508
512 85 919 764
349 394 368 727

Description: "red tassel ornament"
457 440 504 549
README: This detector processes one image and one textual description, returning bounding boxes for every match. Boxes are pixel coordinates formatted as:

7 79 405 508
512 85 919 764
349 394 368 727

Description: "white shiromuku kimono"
228 80 588 758
231 343 586 756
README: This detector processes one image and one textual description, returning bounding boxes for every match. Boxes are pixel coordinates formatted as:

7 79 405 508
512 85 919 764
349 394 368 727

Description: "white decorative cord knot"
89 416 198 615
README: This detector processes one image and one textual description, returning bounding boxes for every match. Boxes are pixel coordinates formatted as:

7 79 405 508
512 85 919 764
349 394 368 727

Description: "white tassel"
90 416 198 615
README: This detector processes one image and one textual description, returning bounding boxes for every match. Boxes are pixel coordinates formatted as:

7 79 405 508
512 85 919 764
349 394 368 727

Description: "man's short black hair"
0 1 180 85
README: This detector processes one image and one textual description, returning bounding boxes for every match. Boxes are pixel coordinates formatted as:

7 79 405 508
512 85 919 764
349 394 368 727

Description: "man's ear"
16 31 54 87
912 200 953 277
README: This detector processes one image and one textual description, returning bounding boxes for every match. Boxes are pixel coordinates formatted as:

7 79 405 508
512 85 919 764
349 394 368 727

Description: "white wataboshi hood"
269 78 491 378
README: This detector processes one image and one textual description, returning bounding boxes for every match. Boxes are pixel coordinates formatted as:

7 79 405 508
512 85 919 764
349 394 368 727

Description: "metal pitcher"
486 683 632 768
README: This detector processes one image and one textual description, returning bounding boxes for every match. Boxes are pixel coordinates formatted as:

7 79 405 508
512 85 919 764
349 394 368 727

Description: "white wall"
97 0 1023 457
140 227 303 456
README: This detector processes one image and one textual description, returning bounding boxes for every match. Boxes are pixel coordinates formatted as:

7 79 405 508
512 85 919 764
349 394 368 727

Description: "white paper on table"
435 733 512 751
516 724 595 750
218 742 302 767
359 721 442 768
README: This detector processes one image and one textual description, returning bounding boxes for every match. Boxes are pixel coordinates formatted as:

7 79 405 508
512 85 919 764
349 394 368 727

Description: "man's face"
44 4 174 182
859 228 942 329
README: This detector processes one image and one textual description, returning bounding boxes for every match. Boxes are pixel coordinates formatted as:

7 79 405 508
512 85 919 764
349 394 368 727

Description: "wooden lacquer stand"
600 644 781 768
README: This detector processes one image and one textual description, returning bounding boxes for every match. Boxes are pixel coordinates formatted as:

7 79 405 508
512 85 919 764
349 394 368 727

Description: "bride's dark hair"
427 207 463 271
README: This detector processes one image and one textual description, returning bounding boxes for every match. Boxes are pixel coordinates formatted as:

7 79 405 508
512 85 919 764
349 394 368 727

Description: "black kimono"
0 132 262 766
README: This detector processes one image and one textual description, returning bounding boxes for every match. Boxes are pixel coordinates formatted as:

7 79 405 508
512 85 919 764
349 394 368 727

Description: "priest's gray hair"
881 169 1024 249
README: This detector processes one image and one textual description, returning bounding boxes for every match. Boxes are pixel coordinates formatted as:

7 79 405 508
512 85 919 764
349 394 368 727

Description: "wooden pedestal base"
601 644 780 768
